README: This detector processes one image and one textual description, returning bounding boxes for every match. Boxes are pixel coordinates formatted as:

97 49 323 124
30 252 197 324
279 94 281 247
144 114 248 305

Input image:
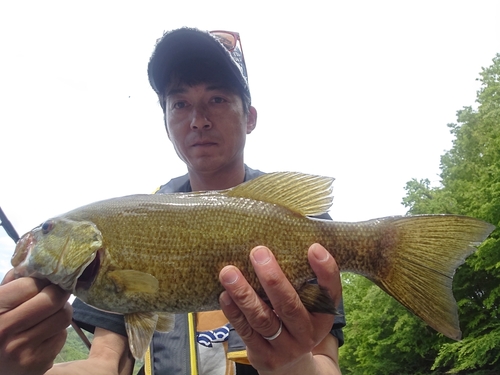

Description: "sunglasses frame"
209 30 246 68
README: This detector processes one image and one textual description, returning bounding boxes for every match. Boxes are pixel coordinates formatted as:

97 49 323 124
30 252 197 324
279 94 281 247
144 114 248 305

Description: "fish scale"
70 194 316 313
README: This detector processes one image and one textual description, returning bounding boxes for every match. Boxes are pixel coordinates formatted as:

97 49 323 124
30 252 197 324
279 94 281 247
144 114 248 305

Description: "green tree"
403 54 500 374
340 273 445 375
340 54 500 375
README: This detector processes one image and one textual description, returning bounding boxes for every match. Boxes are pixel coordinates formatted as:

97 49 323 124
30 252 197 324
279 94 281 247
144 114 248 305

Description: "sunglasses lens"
211 31 237 51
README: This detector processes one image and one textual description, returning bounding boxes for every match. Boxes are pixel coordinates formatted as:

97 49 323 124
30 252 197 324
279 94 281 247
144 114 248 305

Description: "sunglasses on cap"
209 30 247 76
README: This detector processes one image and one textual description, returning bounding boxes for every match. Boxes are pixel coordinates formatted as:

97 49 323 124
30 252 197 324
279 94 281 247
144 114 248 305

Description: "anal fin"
155 312 175 332
298 283 339 315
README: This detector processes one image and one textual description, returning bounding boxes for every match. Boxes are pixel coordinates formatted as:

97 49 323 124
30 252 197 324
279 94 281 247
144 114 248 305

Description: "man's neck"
188 164 246 191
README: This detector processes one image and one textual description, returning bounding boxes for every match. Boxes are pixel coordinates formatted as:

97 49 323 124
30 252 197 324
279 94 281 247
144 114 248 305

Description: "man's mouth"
192 141 217 147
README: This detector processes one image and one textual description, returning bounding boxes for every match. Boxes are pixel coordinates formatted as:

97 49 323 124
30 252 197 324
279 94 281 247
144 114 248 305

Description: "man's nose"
190 105 212 130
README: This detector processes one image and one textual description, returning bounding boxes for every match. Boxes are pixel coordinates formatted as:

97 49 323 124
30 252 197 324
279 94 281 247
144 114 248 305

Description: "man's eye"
173 101 187 109
212 97 226 104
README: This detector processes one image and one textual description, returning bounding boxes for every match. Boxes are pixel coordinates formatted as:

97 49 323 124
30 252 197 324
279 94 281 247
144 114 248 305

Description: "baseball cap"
147 27 250 102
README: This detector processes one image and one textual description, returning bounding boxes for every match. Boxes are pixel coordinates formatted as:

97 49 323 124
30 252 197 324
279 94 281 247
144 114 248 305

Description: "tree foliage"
339 273 444 374
341 54 500 374
404 54 500 374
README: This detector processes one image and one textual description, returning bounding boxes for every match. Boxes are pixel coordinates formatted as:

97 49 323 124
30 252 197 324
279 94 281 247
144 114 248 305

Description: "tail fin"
373 215 495 340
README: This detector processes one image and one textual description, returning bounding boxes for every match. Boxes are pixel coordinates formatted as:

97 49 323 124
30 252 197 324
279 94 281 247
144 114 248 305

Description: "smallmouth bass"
11 172 495 359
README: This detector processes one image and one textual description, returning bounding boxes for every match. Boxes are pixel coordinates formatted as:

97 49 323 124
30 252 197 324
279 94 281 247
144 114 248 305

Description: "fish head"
11 217 103 293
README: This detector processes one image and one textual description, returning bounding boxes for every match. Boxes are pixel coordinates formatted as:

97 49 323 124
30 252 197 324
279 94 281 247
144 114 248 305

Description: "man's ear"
246 106 257 134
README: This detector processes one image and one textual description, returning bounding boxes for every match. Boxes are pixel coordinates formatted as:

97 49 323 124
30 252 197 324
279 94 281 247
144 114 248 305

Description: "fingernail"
252 246 271 265
312 244 330 262
221 267 239 284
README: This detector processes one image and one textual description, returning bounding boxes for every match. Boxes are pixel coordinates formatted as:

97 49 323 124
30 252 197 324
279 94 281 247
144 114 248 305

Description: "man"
0 27 344 375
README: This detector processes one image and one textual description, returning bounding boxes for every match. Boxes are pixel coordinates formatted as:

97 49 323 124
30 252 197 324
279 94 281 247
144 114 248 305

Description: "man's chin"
187 157 224 173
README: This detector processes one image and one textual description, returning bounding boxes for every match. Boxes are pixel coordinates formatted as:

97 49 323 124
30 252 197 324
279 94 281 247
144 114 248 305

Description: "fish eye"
41 220 55 234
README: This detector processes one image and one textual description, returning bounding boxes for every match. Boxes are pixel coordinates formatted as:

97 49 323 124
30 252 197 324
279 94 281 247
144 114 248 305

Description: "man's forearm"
46 328 134 375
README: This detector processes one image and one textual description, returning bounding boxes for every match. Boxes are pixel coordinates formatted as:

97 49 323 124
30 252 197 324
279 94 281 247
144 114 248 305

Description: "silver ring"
263 319 283 341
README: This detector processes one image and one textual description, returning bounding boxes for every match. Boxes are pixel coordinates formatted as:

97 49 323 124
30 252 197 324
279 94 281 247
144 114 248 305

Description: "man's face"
164 83 256 174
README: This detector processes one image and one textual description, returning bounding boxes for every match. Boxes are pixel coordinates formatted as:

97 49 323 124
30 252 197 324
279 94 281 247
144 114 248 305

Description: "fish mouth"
75 249 101 291
11 233 35 278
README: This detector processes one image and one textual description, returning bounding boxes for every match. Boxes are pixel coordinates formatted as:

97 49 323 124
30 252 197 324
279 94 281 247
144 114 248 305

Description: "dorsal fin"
224 172 334 216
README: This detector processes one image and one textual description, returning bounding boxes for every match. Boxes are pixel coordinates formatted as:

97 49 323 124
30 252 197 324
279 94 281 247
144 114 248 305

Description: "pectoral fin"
108 270 159 294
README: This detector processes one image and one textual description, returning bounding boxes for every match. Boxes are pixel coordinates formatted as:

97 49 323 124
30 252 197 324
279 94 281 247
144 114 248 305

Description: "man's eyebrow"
165 84 234 98
206 84 233 92
165 87 187 97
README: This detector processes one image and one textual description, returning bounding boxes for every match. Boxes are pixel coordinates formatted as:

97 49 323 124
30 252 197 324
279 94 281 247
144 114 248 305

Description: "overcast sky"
1 1 499 280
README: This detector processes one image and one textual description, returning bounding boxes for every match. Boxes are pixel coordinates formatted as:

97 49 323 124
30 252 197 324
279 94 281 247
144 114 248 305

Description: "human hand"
0 269 72 375
219 243 342 375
